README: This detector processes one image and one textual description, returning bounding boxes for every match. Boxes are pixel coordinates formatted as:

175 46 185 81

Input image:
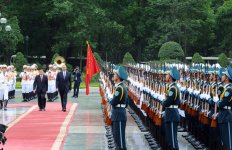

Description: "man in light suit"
56 64 72 112
33 69 48 111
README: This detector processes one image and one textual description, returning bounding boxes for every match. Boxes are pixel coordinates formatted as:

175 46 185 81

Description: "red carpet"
5 103 78 150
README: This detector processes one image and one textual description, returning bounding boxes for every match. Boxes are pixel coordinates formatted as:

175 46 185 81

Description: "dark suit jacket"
73 71 82 82
56 71 72 92
33 75 48 93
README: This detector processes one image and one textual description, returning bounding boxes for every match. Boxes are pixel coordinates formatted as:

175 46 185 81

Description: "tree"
218 53 229 67
216 1 232 56
35 62 43 70
192 52 204 64
158 41 184 61
122 52 135 64
0 15 23 63
144 0 215 59
66 63 73 72
2 0 228 64
13 52 27 72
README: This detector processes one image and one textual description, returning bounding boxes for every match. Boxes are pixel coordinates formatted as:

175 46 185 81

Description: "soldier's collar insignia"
169 91 173 96
115 91 120 96
225 91 229 97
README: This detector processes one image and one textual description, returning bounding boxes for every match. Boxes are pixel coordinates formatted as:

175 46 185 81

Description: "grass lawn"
16 81 99 89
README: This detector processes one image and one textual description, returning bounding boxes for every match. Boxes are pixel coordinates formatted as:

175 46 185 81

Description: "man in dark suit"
73 66 82 98
33 69 48 111
56 64 71 112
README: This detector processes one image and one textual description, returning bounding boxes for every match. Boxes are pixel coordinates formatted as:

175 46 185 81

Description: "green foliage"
0 15 23 63
218 53 229 67
13 52 27 72
216 1 232 53
66 63 73 72
145 0 215 59
192 52 204 64
123 52 135 64
36 63 43 70
2 0 232 64
158 41 184 61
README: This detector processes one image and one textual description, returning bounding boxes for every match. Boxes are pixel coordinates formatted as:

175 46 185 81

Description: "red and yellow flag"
85 41 100 95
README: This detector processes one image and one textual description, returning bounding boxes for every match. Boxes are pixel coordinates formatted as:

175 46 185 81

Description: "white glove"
213 97 219 103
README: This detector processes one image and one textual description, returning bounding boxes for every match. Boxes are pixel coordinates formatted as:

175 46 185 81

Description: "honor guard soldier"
53 65 59 99
218 68 225 98
0 65 9 110
162 66 180 150
9 65 17 99
46 64 57 101
109 66 128 150
20 65 28 102
216 66 232 150
215 67 225 148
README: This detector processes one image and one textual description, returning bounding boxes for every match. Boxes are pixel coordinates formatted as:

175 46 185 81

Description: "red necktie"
40 75 43 81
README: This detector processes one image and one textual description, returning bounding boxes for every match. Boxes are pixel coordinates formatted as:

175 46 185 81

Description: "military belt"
167 105 178 109
115 104 126 108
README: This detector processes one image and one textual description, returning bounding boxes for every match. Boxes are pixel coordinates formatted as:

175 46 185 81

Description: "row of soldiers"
124 63 232 150
0 64 17 111
19 64 59 102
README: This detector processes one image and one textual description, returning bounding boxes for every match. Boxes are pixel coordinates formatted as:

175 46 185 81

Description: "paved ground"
0 88 195 150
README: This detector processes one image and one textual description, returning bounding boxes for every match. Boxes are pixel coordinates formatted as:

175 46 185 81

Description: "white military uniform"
46 65 57 101
5 70 13 95
20 71 28 94
0 72 9 100
0 66 9 111
46 71 55 93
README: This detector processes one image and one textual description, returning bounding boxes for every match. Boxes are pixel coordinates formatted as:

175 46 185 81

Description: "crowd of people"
0 63 82 112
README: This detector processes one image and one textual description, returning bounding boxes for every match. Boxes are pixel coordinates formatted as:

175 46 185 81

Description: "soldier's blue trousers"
219 122 232 150
164 121 179 150
112 121 127 150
